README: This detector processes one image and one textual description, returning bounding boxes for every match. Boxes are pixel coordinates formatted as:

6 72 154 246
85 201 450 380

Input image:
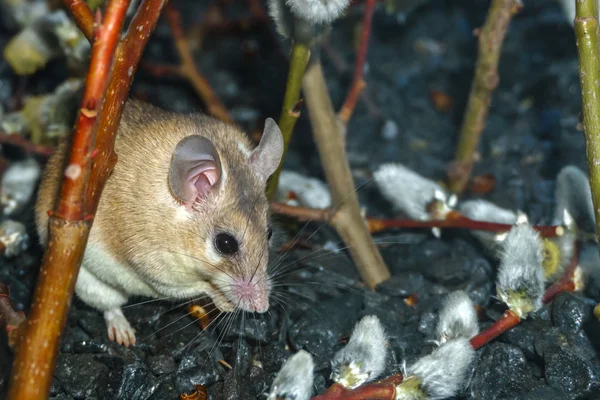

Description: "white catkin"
373 163 448 221
331 315 387 388
267 0 295 38
553 165 595 234
286 0 351 24
0 158 41 216
458 199 519 254
436 291 479 343
497 224 545 315
276 170 332 209
267 350 314 400
406 338 475 400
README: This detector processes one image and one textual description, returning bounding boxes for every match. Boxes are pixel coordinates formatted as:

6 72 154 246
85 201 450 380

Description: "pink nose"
230 278 270 313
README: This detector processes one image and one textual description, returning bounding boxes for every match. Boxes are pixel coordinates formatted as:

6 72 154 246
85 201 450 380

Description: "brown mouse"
35 99 284 346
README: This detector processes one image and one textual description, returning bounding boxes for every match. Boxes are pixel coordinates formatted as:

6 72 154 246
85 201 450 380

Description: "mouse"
35 99 284 346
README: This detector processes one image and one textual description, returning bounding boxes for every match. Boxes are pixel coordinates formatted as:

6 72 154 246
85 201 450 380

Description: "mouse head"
167 118 283 314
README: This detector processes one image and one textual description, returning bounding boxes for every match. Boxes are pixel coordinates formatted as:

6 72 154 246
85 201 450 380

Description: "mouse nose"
230 277 270 313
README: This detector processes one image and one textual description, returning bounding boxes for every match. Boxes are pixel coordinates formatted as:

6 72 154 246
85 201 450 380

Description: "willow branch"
86 0 168 216
302 58 390 288
0 131 54 158
7 1 132 398
265 41 311 200
575 0 600 255
164 4 233 123
338 0 375 124
448 0 522 194
270 203 564 238
62 0 95 42
0 282 26 350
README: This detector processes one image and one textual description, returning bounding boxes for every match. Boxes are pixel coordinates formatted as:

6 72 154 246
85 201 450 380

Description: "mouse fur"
35 99 284 346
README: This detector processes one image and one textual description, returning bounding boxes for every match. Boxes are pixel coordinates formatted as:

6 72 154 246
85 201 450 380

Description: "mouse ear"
169 135 221 204
250 118 284 182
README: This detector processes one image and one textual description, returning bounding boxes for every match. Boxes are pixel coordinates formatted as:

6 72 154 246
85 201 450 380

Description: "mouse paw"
104 309 136 347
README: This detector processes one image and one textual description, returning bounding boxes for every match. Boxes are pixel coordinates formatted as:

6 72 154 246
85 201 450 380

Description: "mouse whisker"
161 249 236 280
122 296 177 309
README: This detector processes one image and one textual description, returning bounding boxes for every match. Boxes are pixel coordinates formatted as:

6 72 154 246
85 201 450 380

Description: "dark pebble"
288 294 362 368
100 362 158 400
545 349 600 398
54 354 109 399
376 272 424 297
470 343 541 399
147 376 178 400
520 386 570 400
500 318 552 359
551 292 595 333
147 354 176 375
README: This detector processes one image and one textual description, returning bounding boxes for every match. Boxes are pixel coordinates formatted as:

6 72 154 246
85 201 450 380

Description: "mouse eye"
267 227 273 240
215 233 239 255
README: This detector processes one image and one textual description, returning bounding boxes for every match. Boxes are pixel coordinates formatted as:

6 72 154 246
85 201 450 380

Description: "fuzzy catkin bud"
496 224 545 319
373 163 452 221
330 315 387 389
398 338 475 400
267 350 314 400
436 291 479 344
287 0 351 24
553 165 595 234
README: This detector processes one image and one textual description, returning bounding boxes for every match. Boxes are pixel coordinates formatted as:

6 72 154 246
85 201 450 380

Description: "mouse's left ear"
169 135 222 204
250 118 284 182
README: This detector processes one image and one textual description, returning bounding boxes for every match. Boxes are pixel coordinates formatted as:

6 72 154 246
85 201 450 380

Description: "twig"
302 58 390 288
469 309 520 350
265 42 312 200
338 0 375 124
447 0 523 194
62 0 95 42
0 131 54 158
86 0 167 216
270 203 564 238
7 1 131 398
164 4 233 123
0 282 26 350
8 0 166 398
575 1 600 247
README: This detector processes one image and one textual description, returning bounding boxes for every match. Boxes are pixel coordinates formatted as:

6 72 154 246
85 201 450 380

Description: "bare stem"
338 0 376 124
575 0 600 256
448 0 522 194
62 0 95 42
270 203 564 238
265 41 311 200
302 58 390 288
470 309 521 350
164 4 233 123
0 282 26 350
8 0 166 397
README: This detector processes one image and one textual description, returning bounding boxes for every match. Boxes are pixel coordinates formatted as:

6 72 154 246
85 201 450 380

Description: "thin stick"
270 203 564 238
265 42 312 200
575 1 600 253
448 0 522 194
0 131 54 158
164 4 233 123
7 1 131 397
62 0 95 42
86 0 168 216
302 59 391 288
470 309 520 350
338 0 376 124
0 282 26 350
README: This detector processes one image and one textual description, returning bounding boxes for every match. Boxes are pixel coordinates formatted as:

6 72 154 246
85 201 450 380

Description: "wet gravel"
1 0 600 399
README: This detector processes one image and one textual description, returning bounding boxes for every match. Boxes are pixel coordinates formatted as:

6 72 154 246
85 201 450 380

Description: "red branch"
0 283 26 349
62 0 95 42
56 4 130 221
271 203 563 238
338 0 376 124
0 131 54 158
469 309 520 350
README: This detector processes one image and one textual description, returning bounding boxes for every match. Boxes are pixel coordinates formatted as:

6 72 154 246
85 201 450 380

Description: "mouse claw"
104 309 137 347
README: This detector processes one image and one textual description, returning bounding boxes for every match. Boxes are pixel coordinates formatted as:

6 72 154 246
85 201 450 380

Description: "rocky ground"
1 0 600 399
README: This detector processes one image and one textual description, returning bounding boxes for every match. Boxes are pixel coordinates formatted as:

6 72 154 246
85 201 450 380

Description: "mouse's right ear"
169 135 221 205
